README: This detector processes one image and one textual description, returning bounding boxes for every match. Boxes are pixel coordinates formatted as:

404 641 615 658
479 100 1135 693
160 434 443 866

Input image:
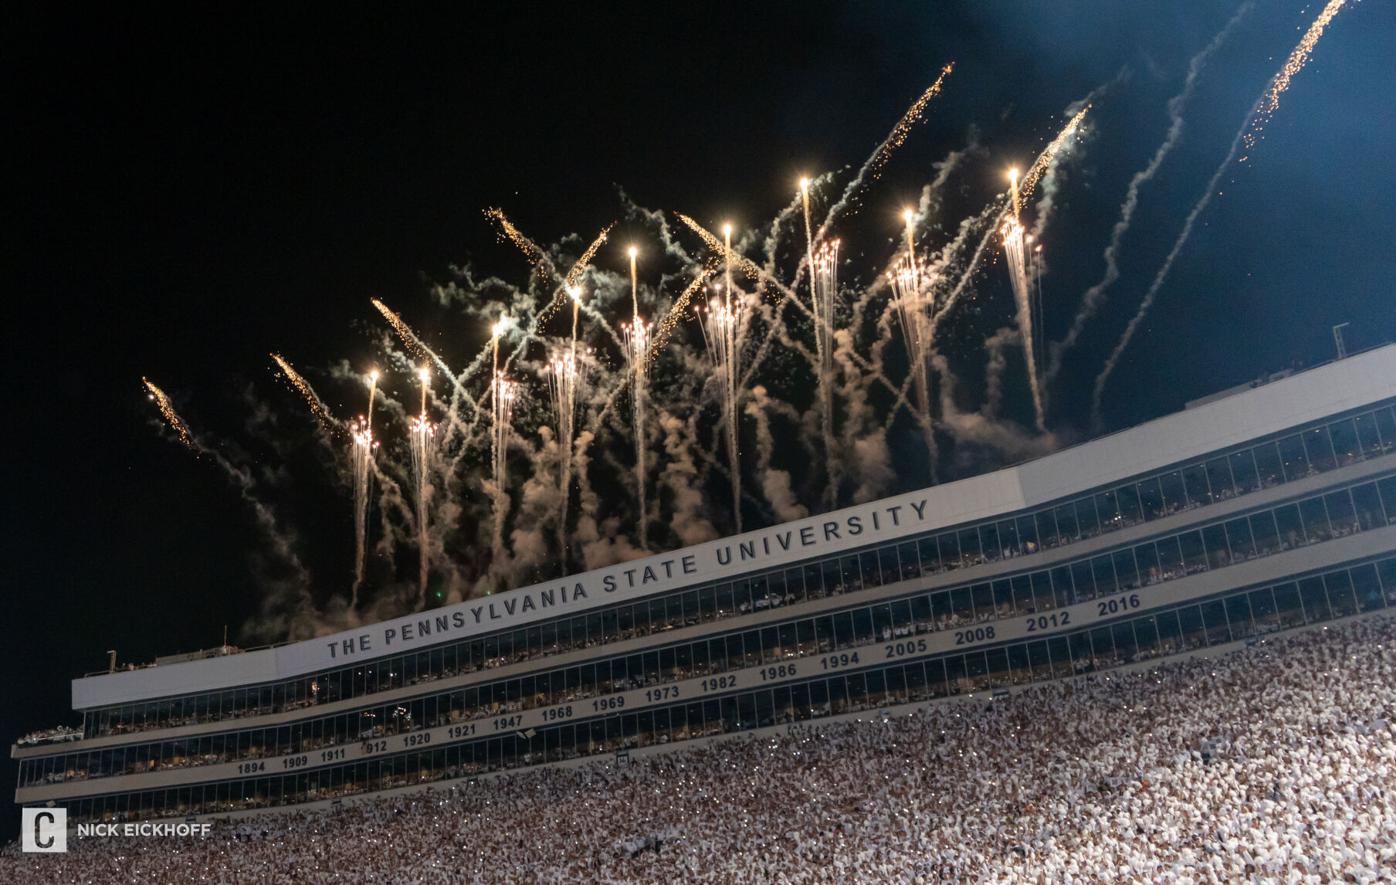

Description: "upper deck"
68 344 1396 712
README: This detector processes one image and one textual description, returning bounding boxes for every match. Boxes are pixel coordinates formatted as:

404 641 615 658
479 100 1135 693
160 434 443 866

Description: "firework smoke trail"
887 210 937 475
1091 0 1348 429
490 373 517 548
548 349 585 560
410 366 436 605
143 379 315 638
624 246 651 549
982 326 1019 417
697 223 746 530
349 370 380 608
1000 204 1046 431
1047 2 1253 386
799 178 843 507
142 378 194 448
270 354 336 431
547 288 587 561
487 316 517 563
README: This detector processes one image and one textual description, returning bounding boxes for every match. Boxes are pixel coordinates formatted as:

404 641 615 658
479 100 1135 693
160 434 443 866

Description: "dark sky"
6 1 1394 831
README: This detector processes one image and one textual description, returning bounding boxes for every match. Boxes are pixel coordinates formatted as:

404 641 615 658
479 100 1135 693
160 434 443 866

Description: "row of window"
83 402 1396 738
52 555 1396 823
24 472 1396 789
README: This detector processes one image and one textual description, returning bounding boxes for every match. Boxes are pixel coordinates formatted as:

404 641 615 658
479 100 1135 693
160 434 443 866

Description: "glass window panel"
1036 509 1061 549
1112 621 1138 663
1138 476 1164 521
999 520 1020 557
1133 616 1160 660
1354 411 1384 457
980 523 1001 562
1278 577 1306 628
1134 542 1161 586
1273 504 1305 549
1206 458 1236 500
1096 491 1120 533
1352 483 1385 531
1177 605 1206 649
1091 555 1117 596
1201 524 1230 569
1351 563 1385 612
1325 490 1358 536
938 533 960 571
1329 418 1361 466
1054 503 1079 544
1297 576 1331 623
918 537 942 574
1229 450 1260 495
1278 435 1310 482
1076 497 1101 539
1111 549 1139 591
1116 484 1142 526
1252 442 1284 489
957 529 983 567
1154 608 1183 655
1182 464 1212 508
1031 571 1056 612
1375 407 1396 450
1017 515 1040 554
1159 471 1187 515
1224 594 1254 640
1303 426 1336 473
1298 497 1332 543
1071 561 1097 602
1249 586 1280 633
1324 570 1358 618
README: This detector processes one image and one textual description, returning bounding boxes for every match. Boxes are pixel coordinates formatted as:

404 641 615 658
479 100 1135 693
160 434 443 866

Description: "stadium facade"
13 345 1396 822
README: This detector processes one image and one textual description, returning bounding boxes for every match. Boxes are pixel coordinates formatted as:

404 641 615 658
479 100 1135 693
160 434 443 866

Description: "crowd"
7 615 1393 882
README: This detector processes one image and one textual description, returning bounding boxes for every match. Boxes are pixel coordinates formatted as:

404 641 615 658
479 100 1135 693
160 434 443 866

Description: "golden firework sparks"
371 298 435 364
864 63 955 181
270 353 336 430
142 377 194 448
1243 0 1347 153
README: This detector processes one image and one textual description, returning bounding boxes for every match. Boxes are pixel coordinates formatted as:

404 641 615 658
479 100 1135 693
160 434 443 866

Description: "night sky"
6 1 1395 831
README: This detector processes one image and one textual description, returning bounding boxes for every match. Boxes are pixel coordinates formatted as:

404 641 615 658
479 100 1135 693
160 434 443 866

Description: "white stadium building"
13 344 1396 825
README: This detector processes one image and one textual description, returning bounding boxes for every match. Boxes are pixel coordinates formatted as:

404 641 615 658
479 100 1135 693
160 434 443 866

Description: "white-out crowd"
6 615 1394 882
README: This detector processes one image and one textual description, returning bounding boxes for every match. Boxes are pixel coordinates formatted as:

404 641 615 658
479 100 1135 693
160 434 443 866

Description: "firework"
697 221 746 530
886 211 936 468
625 244 651 548
1047 2 1253 386
490 373 517 499
485 207 553 277
1093 0 1349 427
371 299 436 366
411 366 435 603
142 378 194 448
553 288 589 559
270 353 335 430
137 26 1356 636
800 177 842 505
1244 0 1346 153
817 64 954 239
349 370 379 608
